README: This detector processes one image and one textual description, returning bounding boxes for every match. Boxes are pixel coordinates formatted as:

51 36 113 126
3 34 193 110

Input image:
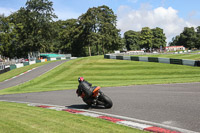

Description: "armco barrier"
182 59 195 66
29 61 36 65
10 64 17 70
15 63 24 68
104 54 200 67
41 59 46 62
104 54 110 59
36 60 41 63
170 58 183 65
158 58 170 64
139 57 148 62
2 56 75 73
123 56 131 60
131 56 139 61
23 62 29 66
0 67 10 74
195 60 200 66
148 57 159 62
110 55 116 59
56 57 61 60
116 56 123 60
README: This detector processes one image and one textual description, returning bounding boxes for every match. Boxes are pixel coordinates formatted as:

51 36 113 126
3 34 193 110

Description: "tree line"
124 27 166 52
0 0 121 58
0 0 199 59
169 27 200 49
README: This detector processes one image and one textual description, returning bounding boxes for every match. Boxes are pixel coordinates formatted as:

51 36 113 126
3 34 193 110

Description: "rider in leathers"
76 77 95 105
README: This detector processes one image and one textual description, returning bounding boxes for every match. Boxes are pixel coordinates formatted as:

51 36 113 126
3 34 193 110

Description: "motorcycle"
77 86 113 108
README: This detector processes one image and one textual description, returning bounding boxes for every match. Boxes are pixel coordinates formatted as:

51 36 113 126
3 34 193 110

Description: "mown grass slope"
0 60 58 82
0 101 145 133
136 53 200 60
0 55 200 95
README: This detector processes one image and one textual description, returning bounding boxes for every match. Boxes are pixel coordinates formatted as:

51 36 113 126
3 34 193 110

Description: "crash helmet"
78 77 84 83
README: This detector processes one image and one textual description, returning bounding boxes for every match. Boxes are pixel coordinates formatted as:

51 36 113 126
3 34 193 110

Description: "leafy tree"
55 19 84 57
140 27 153 51
97 5 121 54
169 35 180 46
24 0 57 53
196 26 200 49
78 5 121 56
0 15 17 58
152 27 166 49
180 27 196 49
124 30 140 50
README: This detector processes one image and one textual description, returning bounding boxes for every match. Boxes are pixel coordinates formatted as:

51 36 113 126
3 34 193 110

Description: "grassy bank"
136 53 200 60
0 55 200 95
0 60 58 82
0 101 145 133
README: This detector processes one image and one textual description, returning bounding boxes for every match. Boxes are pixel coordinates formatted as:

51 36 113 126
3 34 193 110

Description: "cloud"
117 5 197 43
0 7 16 16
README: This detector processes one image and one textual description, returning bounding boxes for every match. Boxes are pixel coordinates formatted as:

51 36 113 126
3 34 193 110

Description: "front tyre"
99 94 113 108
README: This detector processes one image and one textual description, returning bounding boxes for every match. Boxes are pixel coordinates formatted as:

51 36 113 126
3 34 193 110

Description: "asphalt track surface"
0 60 68 90
0 60 200 132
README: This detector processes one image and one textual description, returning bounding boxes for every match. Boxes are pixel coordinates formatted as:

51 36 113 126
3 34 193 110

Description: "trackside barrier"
41 59 46 62
0 67 10 74
104 54 200 67
23 62 29 66
158 58 170 64
139 57 148 62
36 60 41 63
110 55 116 59
29 61 36 65
2 56 76 72
170 58 182 65
15 63 24 68
148 57 158 62
131 56 139 61
182 59 196 66
123 56 131 60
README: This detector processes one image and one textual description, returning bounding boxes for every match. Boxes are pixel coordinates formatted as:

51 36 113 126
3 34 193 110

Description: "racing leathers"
76 80 93 103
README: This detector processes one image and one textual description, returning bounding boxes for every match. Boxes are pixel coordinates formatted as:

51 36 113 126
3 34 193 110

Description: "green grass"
191 50 200 53
0 60 58 82
0 55 200 95
135 53 200 60
0 101 145 133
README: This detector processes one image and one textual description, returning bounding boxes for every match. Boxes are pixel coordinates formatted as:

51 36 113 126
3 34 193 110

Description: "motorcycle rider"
76 77 96 105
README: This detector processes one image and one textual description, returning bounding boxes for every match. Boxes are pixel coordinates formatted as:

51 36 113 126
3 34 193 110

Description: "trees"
195 26 200 49
124 30 140 50
0 15 18 58
179 27 196 49
55 19 84 57
152 27 166 49
169 27 200 49
0 0 57 58
78 5 121 56
140 27 153 51
123 27 166 52
22 0 57 53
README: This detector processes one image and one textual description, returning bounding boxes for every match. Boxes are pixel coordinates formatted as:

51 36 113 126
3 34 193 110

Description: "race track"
0 60 200 132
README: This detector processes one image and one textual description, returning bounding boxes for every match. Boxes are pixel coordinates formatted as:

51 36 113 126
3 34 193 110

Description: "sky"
0 0 200 43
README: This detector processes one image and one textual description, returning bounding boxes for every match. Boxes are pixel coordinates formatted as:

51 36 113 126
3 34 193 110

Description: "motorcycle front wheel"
98 94 113 108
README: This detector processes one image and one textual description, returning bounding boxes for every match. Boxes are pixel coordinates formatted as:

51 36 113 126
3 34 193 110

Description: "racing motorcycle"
77 86 113 108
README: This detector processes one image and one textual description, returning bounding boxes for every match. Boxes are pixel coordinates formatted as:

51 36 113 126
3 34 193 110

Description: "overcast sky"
0 0 200 43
